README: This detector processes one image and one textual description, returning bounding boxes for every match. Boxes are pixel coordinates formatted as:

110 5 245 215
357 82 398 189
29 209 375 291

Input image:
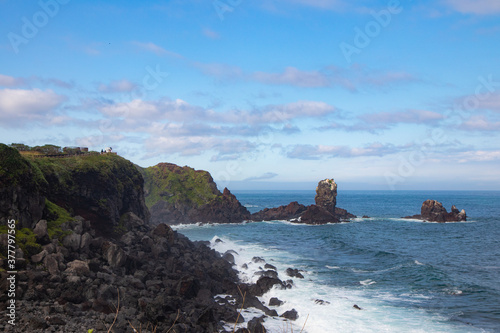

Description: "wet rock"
285 268 304 279
280 309 298 320
315 299 330 305
247 316 267 333
269 297 284 307
255 270 279 279
264 263 276 270
252 257 266 264
223 251 236 264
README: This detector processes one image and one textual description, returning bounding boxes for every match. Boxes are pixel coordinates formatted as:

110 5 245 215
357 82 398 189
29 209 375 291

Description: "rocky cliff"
30 152 150 237
139 163 250 225
0 145 273 332
0 144 46 229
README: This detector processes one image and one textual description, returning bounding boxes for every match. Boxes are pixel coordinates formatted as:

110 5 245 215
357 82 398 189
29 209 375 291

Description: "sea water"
173 191 500 332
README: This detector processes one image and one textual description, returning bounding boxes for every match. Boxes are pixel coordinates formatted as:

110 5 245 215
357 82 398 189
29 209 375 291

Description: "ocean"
173 190 500 332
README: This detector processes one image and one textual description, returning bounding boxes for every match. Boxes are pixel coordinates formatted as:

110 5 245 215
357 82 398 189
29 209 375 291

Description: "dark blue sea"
173 191 500 332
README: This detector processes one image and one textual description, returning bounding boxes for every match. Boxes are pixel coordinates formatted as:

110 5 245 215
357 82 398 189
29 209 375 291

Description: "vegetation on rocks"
139 163 219 209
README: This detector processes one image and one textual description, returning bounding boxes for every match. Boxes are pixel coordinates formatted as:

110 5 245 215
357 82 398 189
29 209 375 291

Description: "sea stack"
315 178 337 214
300 178 339 224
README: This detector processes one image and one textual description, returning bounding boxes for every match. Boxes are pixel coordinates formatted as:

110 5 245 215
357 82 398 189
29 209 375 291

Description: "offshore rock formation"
315 178 337 213
251 178 356 224
139 163 250 225
403 199 467 222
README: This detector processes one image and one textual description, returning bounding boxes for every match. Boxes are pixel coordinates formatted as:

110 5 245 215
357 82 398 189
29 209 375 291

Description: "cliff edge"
139 163 250 225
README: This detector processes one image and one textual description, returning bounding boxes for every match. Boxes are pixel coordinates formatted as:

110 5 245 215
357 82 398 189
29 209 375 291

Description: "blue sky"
1 0 500 190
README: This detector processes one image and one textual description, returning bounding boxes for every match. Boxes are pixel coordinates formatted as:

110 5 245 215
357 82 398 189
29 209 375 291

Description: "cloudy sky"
1 0 499 190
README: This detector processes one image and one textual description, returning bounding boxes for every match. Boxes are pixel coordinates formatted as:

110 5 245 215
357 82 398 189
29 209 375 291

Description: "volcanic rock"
404 200 467 222
315 178 337 213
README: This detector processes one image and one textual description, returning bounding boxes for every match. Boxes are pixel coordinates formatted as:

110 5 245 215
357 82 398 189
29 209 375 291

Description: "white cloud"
287 142 399 159
244 172 279 181
459 115 500 131
457 150 500 163
131 41 183 58
0 74 25 87
253 67 330 87
0 88 66 126
444 0 500 15
98 79 138 93
361 109 445 125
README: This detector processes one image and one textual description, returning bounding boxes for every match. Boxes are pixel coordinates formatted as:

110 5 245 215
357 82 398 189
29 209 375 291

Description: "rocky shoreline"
1 215 308 332
0 144 469 332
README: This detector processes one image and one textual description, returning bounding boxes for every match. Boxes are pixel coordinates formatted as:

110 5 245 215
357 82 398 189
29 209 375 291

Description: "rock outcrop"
315 178 337 213
251 178 355 224
0 216 247 332
0 146 271 332
139 163 250 225
29 152 151 237
0 144 46 229
403 200 466 222
251 201 307 221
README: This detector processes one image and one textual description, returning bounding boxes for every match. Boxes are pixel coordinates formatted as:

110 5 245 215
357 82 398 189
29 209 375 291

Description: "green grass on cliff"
140 164 219 209
0 225 42 259
31 153 144 198
0 144 47 189
45 199 73 240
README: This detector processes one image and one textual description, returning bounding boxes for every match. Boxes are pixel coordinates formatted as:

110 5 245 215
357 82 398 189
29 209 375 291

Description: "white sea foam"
360 279 377 286
205 235 480 333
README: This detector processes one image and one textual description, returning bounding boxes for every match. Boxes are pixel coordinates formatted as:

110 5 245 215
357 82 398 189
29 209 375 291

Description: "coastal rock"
0 144 46 229
251 201 306 221
269 297 284 306
335 207 357 221
315 178 337 213
300 205 339 224
141 163 250 225
404 200 467 222
0 146 272 332
280 309 298 321
247 316 267 333
250 178 355 225
285 268 304 279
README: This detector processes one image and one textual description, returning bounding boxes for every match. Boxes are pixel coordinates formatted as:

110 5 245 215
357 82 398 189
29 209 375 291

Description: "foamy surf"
203 235 481 333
